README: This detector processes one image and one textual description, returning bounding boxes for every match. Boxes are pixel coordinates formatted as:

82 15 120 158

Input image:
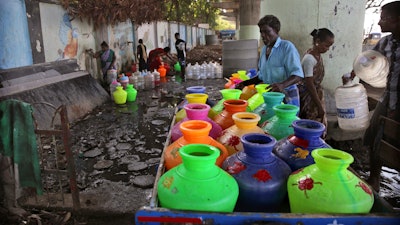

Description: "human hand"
269 83 284 92
342 71 356 85
235 82 245 90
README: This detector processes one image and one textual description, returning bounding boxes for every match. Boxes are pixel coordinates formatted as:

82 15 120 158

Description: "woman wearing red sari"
298 28 334 132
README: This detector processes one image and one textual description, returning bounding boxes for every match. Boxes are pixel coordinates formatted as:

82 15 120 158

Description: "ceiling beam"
220 12 237 18
221 16 237 22
211 1 239 9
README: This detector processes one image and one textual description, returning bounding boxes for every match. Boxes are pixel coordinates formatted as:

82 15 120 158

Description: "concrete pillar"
239 0 261 40
0 0 33 69
261 0 366 113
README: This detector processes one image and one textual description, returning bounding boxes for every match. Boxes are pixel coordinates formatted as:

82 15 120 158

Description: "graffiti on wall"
58 13 78 60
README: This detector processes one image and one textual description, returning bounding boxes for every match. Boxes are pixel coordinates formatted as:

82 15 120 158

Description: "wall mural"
58 13 78 60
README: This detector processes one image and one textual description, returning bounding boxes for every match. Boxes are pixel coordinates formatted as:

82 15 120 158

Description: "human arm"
93 50 101 58
235 76 263 90
341 70 356 85
269 75 302 92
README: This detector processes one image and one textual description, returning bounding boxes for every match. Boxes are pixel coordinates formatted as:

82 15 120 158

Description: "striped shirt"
373 34 400 111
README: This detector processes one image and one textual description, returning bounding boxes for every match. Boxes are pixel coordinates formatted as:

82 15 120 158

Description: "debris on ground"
186 44 222 65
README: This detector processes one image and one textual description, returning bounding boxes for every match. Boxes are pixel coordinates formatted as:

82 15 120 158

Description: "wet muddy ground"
8 75 398 225
71 76 226 199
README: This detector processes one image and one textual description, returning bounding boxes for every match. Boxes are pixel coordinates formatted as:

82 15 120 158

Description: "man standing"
235 15 304 108
343 1 400 190
137 39 148 72
175 33 186 77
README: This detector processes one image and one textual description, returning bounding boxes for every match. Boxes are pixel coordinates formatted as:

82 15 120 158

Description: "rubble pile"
186 44 222 65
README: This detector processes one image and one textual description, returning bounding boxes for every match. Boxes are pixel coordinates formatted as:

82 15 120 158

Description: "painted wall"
136 22 156 57
169 23 179 54
13 2 212 77
192 27 198 47
261 0 366 113
0 0 33 69
26 0 45 64
108 20 135 72
156 22 170 48
39 2 99 77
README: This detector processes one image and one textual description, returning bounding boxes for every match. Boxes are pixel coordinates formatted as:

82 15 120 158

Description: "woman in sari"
94 41 116 82
298 28 334 132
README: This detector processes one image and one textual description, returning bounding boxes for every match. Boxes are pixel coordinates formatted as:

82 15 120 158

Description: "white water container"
153 69 160 87
193 62 200 80
199 63 206 79
106 69 118 84
109 79 121 100
335 81 370 131
186 63 193 80
353 50 389 88
210 62 216 79
216 63 223 79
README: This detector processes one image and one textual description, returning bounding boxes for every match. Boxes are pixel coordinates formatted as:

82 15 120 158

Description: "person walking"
298 28 334 131
235 15 304 108
175 33 186 77
137 39 148 72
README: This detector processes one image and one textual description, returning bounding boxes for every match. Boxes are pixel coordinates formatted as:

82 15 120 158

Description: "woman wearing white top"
298 28 334 133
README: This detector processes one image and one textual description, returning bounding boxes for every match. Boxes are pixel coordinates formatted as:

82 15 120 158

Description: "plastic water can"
174 62 181 72
335 81 369 131
119 75 129 89
158 64 167 77
106 69 117 84
113 86 127 105
109 79 121 101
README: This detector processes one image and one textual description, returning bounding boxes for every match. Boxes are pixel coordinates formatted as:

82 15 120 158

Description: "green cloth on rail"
0 99 43 195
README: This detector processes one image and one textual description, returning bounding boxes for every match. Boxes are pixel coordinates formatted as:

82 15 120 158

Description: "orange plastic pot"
213 99 248 130
164 120 228 170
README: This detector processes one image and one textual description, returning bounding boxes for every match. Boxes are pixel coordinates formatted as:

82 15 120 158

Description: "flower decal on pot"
356 181 373 197
162 176 174 189
253 169 272 182
170 147 179 159
292 176 322 198
227 162 246 175
291 147 309 159
226 135 241 151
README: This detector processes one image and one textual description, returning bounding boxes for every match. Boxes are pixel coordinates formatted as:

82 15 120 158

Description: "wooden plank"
381 116 400 147
379 140 400 170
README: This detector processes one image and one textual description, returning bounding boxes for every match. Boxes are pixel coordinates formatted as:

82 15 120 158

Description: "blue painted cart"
135 114 400 225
